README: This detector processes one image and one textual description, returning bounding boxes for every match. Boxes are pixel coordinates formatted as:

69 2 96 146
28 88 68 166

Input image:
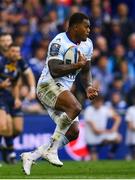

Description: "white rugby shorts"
37 79 68 108
37 79 79 124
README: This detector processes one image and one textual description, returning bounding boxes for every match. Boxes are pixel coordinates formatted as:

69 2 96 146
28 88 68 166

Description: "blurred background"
1 0 135 162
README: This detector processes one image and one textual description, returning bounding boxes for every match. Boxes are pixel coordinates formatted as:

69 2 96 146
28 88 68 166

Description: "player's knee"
0 125 8 134
14 128 23 136
70 103 82 118
0 126 12 136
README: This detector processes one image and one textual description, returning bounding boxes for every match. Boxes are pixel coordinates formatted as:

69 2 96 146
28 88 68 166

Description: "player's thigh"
0 109 8 131
7 114 13 134
13 116 23 132
55 90 82 113
37 80 81 112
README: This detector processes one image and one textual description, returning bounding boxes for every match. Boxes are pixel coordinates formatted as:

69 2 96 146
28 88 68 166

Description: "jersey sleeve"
47 38 65 61
18 59 29 72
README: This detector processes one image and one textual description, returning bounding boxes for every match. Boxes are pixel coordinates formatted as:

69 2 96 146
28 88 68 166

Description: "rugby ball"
64 46 79 65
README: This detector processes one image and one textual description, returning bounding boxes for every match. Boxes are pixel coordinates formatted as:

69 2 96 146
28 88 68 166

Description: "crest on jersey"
50 43 61 56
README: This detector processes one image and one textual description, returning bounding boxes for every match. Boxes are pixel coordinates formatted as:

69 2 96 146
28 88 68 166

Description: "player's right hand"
0 78 11 88
77 51 87 68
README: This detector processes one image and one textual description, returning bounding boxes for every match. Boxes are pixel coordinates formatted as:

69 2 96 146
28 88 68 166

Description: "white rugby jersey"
38 32 93 89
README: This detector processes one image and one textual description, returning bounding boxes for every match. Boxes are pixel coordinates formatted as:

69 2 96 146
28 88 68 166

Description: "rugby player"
21 12 98 175
0 33 36 163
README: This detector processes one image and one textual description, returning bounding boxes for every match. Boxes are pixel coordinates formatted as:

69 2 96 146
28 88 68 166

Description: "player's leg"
44 91 81 166
4 116 23 164
13 116 23 137
0 110 12 136
50 90 81 143
102 132 122 159
21 103 79 174
21 120 79 175
87 145 99 161
0 109 8 161
2 114 16 164
21 81 81 173
31 119 79 159
37 81 81 156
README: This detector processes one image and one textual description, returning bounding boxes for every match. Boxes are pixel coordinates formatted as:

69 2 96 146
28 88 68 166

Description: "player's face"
8 47 21 61
0 35 13 51
77 19 90 41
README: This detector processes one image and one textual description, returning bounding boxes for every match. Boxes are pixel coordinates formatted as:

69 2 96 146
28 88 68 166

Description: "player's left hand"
86 86 99 100
28 87 36 100
14 98 22 109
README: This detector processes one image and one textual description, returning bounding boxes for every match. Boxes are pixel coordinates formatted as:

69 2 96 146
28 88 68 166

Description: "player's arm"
18 58 36 100
80 60 98 100
0 78 11 89
48 52 86 78
108 108 121 132
12 77 22 109
86 120 106 135
0 59 11 89
23 68 36 99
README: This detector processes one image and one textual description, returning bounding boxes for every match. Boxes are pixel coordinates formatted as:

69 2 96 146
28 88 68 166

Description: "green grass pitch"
0 160 135 179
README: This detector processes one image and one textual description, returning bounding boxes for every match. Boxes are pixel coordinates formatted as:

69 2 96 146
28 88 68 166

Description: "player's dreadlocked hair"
69 12 89 27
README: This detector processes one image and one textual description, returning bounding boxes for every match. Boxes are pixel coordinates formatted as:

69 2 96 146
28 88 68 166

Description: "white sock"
47 112 72 152
30 143 49 161
58 135 69 149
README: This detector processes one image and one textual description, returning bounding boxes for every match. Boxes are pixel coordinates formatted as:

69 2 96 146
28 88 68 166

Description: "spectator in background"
102 0 111 24
107 75 125 100
84 95 121 160
107 19 122 49
117 61 134 94
90 5 103 42
126 33 135 72
92 36 108 63
73 0 90 16
69 4 80 15
29 46 46 82
125 97 135 160
106 91 127 117
108 43 125 73
126 85 135 106
23 0 44 19
44 0 69 24
15 20 34 60
92 54 112 97
116 3 135 46
0 0 24 25
95 36 108 54
32 17 57 48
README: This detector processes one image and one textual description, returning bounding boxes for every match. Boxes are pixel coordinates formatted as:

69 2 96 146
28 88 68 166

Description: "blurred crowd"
1 0 135 160
0 0 134 101
1 0 135 109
